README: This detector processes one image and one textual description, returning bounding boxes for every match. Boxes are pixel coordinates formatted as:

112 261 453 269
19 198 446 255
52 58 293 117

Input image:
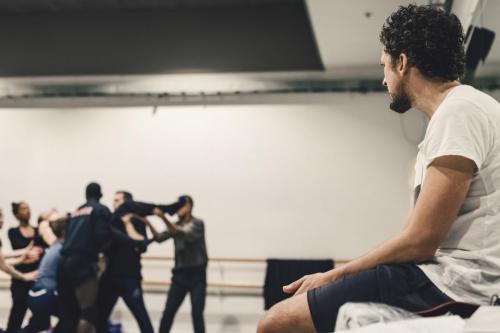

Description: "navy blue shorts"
307 263 453 332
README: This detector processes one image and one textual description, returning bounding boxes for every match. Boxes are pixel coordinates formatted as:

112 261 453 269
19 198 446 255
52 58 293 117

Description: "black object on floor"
263 258 334 310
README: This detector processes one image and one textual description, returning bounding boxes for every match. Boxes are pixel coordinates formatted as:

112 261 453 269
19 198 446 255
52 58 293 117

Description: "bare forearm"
160 215 178 235
335 231 433 278
2 249 25 259
5 257 24 266
134 215 162 240
40 229 57 246
0 258 26 280
145 220 162 240
124 222 145 241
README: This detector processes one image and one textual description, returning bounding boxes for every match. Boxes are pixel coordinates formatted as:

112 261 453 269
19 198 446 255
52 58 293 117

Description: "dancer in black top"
0 208 38 284
6 201 46 333
96 191 185 333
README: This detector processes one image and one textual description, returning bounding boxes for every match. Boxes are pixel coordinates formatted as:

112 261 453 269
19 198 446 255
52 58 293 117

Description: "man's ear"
398 53 409 75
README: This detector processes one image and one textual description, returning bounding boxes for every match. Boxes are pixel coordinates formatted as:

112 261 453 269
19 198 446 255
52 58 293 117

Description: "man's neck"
411 79 461 118
181 214 193 224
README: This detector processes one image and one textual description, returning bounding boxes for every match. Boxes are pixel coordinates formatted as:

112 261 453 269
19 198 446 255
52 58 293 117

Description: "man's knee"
257 306 296 333
257 294 315 333
257 308 282 333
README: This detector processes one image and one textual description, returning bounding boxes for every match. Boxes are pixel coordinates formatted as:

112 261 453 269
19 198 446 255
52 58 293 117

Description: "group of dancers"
0 182 208 333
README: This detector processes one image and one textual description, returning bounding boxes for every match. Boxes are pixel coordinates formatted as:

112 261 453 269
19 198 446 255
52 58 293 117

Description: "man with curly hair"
257 4 500 333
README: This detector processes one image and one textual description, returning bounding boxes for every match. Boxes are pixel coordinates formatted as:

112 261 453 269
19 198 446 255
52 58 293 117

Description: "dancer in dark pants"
19 214 68 333
143 195 208 333
96 191 185 333
6 202 46 333
57 183 112 333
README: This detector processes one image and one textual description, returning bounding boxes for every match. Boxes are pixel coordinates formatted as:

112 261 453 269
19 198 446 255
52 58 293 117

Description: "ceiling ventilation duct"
0 0 323 77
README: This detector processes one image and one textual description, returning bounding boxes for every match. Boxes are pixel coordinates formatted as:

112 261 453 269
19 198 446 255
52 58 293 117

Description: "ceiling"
0 0 296 12
0 0 498 106
309 0 498 75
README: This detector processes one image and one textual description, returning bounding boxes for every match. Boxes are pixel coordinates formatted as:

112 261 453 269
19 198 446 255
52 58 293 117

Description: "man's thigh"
307 264 452 332
307 267 382 332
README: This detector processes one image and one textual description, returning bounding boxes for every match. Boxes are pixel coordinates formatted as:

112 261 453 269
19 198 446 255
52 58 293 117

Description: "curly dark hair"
380 4 465 82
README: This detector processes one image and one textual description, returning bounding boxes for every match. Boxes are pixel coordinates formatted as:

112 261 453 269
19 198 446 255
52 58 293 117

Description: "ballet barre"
0 256 349 290
0 277 262 290
142 256 349 265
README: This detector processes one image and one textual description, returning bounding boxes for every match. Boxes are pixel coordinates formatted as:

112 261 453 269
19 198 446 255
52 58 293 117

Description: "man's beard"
389 82 412 114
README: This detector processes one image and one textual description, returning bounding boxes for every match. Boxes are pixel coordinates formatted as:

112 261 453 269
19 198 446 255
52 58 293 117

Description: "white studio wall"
3 90 500 332
0 92 427 263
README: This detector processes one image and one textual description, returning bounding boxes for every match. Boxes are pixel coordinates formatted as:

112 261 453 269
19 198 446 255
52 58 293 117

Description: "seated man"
258 4 500 333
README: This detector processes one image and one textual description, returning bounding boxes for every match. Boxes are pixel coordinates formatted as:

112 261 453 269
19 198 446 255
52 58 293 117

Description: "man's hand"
22 270 39 282
47 209 60 222
283 269 342 296
39 208 58 222
22 256 39 265
22 245 44 264
153 207 164 218
121 213 134 224
32 246 44 255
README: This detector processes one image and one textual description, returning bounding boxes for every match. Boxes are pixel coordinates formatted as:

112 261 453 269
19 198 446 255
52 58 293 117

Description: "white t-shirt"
415 85 500 304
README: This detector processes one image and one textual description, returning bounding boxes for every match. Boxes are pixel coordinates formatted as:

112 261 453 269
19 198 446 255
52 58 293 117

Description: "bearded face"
389 80 412 113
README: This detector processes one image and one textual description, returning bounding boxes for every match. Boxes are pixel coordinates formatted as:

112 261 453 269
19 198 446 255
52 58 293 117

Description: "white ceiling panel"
306 0 428 69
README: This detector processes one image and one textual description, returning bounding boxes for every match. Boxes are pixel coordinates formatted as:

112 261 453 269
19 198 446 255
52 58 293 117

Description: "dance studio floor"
0 287 263 333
